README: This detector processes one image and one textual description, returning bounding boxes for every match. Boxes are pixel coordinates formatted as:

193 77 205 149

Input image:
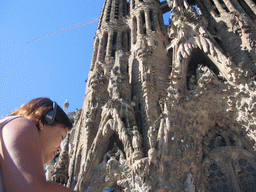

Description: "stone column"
98 37 104 62
132 16 137 44
224 0 241 12
91 38 99 69
138 15 143 35
107 31 113 56
145 10 151 33
244 0 256 15
117 31 122 50
204 0 219 16
212 0 226 13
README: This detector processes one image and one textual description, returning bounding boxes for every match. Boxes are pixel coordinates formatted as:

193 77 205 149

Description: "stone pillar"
132 16 137 44
138 15 143 35
91 38 99 69
204 0 219 16
117 31 122 50
212 0 226 13
107 31 113 56
145 10 151 33
224 0 241 12
123 31 128 51
244 0 256 15
98 38 104 62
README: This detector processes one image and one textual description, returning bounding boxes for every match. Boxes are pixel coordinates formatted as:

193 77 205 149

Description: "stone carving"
108 51 130 101
182 173 195 192
53 0 256 191
131 126 143 161
188 75 197 90
108 66 125 99
137 35 153 60
51 133 70 186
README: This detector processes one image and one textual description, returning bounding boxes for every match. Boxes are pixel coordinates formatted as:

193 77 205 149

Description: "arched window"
202 127 256 191
186 51 224 91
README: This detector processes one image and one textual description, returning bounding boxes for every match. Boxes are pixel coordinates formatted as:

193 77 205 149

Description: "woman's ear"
38 120 44 131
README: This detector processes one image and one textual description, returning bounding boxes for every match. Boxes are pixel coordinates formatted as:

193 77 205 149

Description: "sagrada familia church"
48 0 256 191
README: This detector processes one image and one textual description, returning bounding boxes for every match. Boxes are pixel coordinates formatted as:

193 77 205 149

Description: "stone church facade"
50 0 256 191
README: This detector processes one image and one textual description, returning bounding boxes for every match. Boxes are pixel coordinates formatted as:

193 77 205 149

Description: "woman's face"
38 123 68 164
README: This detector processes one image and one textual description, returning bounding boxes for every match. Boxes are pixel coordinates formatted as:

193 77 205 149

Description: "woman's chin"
42 156 53 165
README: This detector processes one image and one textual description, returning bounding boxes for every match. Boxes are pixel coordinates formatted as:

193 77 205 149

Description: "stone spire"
63 99 69 114
90 0 130 73
129 0 170 152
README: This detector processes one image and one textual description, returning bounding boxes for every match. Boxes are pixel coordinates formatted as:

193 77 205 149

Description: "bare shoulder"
2 116 39 151
2 116 37 134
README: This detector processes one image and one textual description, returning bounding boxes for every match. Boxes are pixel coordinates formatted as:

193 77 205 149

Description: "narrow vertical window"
238 0 256 20
218 0 229 12
112 31 118 57
209 0 220 16
133 17 137 44
122 31 125 51
102 32 108 60
127 29 131 51
140 10 146 34
150 10 156 31
158 12 164 33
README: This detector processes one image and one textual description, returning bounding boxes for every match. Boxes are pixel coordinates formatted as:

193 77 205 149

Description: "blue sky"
0 0 170 118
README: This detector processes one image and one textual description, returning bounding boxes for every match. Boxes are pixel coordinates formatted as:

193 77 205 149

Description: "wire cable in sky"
27 18 99 43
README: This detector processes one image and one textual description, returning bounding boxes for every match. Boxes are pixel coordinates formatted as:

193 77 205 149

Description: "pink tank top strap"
0 116 23 129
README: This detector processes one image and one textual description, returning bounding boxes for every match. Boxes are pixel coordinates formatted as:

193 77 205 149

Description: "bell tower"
129 0 171 151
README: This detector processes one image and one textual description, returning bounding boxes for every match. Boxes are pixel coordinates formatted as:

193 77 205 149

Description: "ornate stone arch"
202 147 256 191
181 49 225 91
201 122 256 191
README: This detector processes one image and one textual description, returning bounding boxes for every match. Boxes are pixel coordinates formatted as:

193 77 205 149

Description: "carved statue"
131 126 143 160
137 35 153 59
108 66 125 99
148 148 158 167
188 75 197 90
182 173 195 192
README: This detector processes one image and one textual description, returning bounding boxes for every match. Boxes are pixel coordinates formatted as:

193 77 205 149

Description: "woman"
0 98 76 192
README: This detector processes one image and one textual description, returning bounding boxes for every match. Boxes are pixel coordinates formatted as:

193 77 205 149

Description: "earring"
40 126 43 130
